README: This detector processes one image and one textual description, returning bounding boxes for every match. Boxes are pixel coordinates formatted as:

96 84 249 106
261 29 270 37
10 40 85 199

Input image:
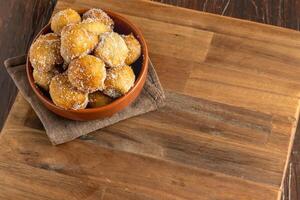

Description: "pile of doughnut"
29 8 142 110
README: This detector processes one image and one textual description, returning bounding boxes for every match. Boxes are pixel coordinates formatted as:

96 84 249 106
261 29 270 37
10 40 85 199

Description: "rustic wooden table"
1 0 300 199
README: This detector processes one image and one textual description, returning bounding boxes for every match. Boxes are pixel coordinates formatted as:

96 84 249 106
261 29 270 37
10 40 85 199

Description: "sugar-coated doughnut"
29 33 63 72
104 65 135 98
49 73 88 110
88 91 113 108
82 8 114 30
80 18 112 36
94 32 128 68
68 55 106 93
51 8 81 35
61 24 99 63
123 33 142 65
33 68 59 91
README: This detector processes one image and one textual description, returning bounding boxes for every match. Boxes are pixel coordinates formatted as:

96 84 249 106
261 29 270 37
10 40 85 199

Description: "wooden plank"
205 33 300 86
131 15 213 63
0 116 279 200
184 76 299 120
0 161 103 200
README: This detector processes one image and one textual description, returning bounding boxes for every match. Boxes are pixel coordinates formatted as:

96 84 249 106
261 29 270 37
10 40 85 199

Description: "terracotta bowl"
26 9 149 121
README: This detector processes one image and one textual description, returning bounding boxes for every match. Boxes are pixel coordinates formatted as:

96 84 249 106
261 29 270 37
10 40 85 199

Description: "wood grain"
149 2 300 198
0 1 300 199
152 0 300 31
0 0 56 130
1 0 300 199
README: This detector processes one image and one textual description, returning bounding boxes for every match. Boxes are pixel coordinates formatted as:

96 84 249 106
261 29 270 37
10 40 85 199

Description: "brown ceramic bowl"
26 8 148 121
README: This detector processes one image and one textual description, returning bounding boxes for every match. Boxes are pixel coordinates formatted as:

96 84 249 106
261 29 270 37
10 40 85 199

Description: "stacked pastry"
29 8 142 110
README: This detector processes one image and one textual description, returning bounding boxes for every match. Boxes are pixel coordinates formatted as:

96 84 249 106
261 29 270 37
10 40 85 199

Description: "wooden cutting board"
2 0 300 199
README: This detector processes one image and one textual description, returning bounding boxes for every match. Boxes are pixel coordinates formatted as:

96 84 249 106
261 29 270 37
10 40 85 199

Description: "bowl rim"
26 8 149 114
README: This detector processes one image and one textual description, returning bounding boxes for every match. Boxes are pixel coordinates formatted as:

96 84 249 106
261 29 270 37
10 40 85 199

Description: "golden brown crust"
123 33 142 65
49 73 88 110
104 65 135 98
60 24 99 63
88 91 113 108
80 18 112 36
82 8 114 30
51 8 81 35
33 68 59 91
29 33 63 72
94 32 129 68
68 55 106 93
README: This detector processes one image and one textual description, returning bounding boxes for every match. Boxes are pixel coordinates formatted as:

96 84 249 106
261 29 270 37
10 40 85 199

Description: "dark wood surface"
0 0 56 130
153 0 300 31
1 0 300 199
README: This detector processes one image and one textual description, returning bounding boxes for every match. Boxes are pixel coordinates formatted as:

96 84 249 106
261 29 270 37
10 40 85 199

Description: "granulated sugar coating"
29 33 63 72
33 68 59 91
68 55 106 93
123 33 142 65
104 65 135 98
61 23 99 63
94 32 129 68
80 18 112 36
82 8 114 30
51 8 81 35
49 73 88 110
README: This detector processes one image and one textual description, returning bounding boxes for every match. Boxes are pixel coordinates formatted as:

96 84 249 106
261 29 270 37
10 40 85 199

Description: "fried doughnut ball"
80 18 112 36
38 33 61 41
88 91 113 108
123 33 142 65
94 32 129 68
51 8 81 35
61 24 99 63
49 73 88 110
104 65 135 98
29 33 63 72
68 55 106 93
82 8 114 29
33 69 59 91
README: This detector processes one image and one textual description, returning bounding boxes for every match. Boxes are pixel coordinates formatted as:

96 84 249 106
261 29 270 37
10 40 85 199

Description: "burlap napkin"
4 55 165 145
